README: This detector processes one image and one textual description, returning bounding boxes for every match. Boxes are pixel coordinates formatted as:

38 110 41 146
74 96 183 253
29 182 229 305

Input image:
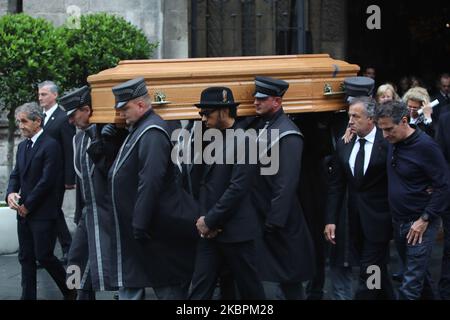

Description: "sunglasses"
198 109 217 117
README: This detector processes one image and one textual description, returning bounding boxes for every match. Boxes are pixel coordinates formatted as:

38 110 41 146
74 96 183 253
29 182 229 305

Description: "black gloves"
101 124 117 139
133 227 152 244
86 140 104 164
85 125 97 140
264 222 280 234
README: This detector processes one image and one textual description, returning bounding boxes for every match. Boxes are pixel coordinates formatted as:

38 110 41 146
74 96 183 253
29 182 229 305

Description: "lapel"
364 128 384 179
343 136 356 177
18 142 27 174
22 134 45 177
202 163 214 180
43 105 61 131
112 116 170 176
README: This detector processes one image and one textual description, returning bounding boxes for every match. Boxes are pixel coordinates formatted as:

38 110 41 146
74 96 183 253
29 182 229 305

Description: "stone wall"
22 0 189 59
309 0 347 60
0 1 8 16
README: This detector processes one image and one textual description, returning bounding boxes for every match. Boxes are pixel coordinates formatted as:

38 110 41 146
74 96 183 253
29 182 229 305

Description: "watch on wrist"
420 213 430 222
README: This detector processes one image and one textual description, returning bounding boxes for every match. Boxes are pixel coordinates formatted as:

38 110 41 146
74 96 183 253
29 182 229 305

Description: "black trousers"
67 215 96 300
18 218 71 300
56 188 72 255
353 238 395 300
189 239 265 300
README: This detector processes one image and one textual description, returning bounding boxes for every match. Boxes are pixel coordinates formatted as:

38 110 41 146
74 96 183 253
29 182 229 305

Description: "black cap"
254 76 289 98
59 86 91 116
344 76 375 102
112 77 148 109
195 87 240 109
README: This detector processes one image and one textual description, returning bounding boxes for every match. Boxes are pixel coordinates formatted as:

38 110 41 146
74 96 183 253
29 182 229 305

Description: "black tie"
354 138 366 184
24 139 33 163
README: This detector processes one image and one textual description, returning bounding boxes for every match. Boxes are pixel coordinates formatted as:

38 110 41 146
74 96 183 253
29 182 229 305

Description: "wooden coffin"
87 54 359 123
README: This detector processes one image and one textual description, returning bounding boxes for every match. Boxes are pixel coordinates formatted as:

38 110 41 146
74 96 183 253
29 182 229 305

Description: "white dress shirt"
30 129 44 147
349 126 377 176
43 104 58 126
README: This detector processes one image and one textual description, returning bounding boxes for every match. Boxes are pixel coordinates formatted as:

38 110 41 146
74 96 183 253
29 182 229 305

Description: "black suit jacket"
325 127 392 243
6 132 62 220
437 112 450 168
200 124 258 243
43 106 76 185
431 92 450 123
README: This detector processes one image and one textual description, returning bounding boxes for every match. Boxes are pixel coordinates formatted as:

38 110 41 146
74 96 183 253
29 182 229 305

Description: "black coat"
6 132 62 220
431 92 450 125
252 109 316 283
200 123 258 243
325 127 392 244
43 106 76 186
437 112 450 168
69 127 123 291
109 109 198 288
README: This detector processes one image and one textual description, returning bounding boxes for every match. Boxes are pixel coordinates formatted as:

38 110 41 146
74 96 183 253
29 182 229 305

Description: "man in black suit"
251 76 316 299
6 102 76 300
38 80 76 262
437 112 450 299
431 73 450 127
188 87 265 300
324 95 394 300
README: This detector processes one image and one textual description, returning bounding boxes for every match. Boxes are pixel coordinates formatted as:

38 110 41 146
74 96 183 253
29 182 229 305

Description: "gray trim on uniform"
258 130 303 158
84 137 106 291
111 124 170 287
73 135 82 179
114 125 170 173
80 257 90 289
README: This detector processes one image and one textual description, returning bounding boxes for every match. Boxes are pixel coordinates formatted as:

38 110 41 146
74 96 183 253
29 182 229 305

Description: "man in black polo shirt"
376 100 450 300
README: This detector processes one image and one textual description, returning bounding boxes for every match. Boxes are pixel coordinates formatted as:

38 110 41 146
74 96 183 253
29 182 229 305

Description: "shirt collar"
356 125 376 144
30 129 44 146
397 126 420 146
44 104 58 119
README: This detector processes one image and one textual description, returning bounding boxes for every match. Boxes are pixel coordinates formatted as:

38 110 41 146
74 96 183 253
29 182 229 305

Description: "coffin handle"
323 83 345 96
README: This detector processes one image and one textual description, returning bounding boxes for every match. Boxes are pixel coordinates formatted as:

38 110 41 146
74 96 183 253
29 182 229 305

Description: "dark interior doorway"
347 0 450 94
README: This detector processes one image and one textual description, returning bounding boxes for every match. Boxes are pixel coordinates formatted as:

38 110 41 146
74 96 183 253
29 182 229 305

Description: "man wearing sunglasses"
189 86 265 300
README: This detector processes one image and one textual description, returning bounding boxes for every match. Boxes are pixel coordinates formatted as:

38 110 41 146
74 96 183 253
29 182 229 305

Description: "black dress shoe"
64 289 78 300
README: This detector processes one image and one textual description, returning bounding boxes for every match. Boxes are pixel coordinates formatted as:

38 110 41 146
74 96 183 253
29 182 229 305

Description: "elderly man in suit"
38 80 76 263
324 94 395 300
6 102 76 300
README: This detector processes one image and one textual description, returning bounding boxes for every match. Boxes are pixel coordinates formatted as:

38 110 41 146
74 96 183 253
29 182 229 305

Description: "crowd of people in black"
5 69 450 300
